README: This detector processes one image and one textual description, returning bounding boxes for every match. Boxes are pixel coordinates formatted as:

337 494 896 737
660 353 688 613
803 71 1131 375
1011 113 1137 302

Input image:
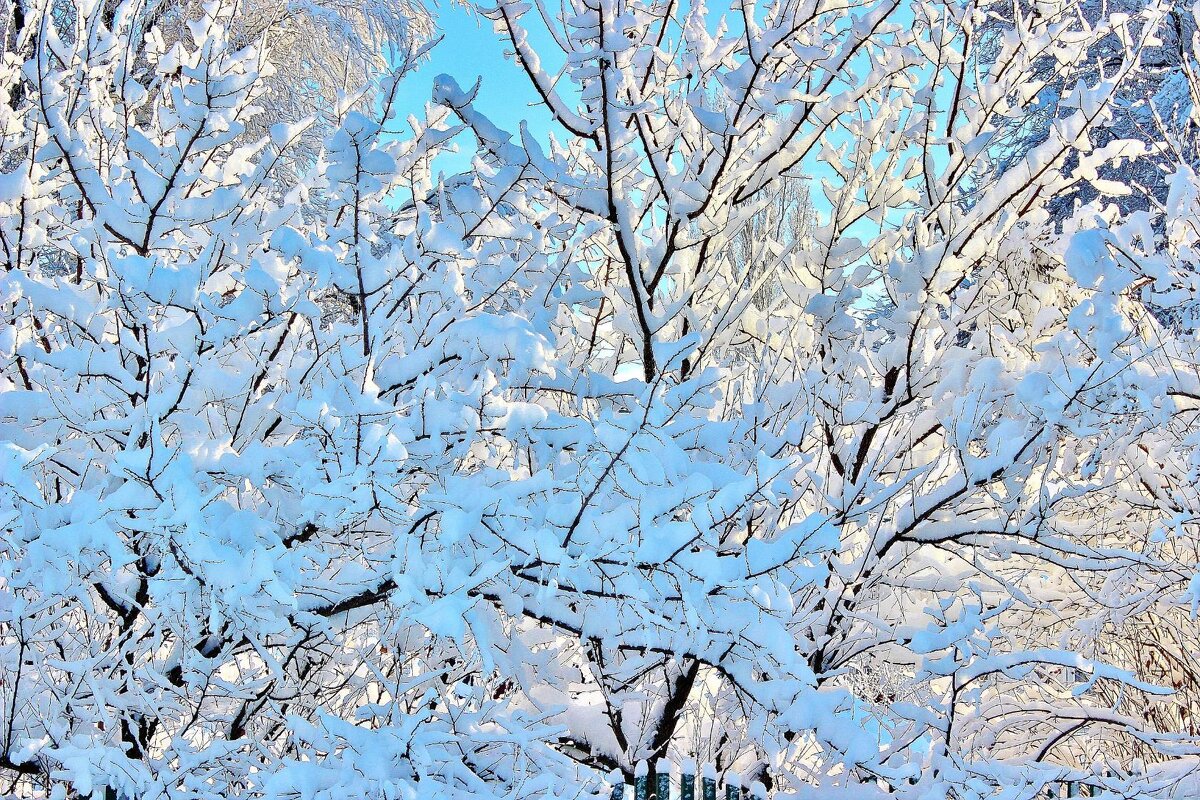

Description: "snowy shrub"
3 0 1200 798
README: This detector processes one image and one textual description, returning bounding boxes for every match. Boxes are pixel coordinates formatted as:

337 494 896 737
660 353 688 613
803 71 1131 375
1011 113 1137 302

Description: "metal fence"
607 762 1093 800
608 761 765 800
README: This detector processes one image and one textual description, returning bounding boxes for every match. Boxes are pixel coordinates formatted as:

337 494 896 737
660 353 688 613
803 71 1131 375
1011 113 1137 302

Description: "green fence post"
610 769 626 800
656 759 671 800
725 773 742 800
681 758 696 800
1084 763 1100 798
636 762 649 800
749 781 767 800
702 763 717 800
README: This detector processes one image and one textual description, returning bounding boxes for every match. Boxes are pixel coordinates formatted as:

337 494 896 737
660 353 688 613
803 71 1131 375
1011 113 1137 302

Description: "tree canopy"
2 0 1200 798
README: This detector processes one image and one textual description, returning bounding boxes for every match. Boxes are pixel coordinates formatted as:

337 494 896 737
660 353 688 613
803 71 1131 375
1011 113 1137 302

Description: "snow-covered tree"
438 0 1200 790
3 0 1200 798
1 2 573 797
1 0 432 171
979 0 1198 219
